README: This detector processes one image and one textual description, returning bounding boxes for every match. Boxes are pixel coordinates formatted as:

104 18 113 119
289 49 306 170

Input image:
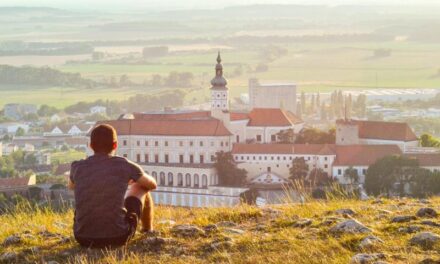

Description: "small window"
211 141 214 147
145 154 149 163
190 141 193 147
136 141 140 146
200 155 204 164
338 169 342 175
145 141 148 146
123 140 127 146
220 141 224 147
325 165 328 168
179 141 183 147
136 154 141 162
155 154 159 163
155 141 159 146
200 141 203 147
165 141 168 147
164 154 169 163
190 155 194 164
179 154 184 163
256 135 262 142
123 154 128 158
271 135 276 142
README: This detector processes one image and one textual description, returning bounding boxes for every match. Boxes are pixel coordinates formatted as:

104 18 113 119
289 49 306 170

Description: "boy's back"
70 154 144 239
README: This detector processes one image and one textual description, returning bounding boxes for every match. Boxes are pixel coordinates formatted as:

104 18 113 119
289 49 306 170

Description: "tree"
320 103 327 121
301 92 306 114
344 167 359 185
276 129 295 143
420 133 440 147
296 102 302 119
213 151 247 187
365 155 419 196
289 157 309 182
38 104 58 117
15 127 25 136
295 128 335 144
308 168 330 186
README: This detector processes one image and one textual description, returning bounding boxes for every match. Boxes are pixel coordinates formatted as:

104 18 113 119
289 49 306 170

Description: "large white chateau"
100 53 304 207
97 53 440 207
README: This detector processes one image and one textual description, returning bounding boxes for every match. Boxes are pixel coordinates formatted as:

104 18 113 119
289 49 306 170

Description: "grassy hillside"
1 198 440 263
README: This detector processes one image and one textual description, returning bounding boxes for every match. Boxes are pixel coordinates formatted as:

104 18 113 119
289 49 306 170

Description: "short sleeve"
128 161 144 181
69 161 78 184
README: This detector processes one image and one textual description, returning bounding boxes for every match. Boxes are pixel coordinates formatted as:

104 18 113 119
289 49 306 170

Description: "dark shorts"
75 196 143 248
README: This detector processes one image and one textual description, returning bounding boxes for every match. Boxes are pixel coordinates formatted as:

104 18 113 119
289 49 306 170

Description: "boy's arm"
135 174 157 191
68 179 75 190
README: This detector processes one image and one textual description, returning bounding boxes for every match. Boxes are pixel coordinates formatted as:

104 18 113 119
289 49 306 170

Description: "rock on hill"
1 198 440 264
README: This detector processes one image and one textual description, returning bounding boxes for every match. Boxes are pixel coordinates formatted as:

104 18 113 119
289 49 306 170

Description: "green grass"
0 197 439 263
50 150 86 164
2 41 440 108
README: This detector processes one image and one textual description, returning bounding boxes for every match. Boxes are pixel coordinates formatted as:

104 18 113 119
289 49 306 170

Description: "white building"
249 78 297 114
332 145 402 184
336 119 419 152
99 53 303 207
232 144 336 184
4 103 37 120
90 106 107 115
0 122 30 135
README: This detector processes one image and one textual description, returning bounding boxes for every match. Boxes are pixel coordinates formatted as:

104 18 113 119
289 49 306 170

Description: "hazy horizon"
2 0 440 11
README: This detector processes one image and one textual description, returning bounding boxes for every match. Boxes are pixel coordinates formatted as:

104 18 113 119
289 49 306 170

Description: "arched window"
202 174 208 188
152 172 157 183
177 173 183 187
185 173 191 187
194 174 199 188
160 172 165 186
168 172 173 186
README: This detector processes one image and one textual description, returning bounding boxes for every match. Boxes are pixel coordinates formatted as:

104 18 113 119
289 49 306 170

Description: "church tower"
210 52 229 112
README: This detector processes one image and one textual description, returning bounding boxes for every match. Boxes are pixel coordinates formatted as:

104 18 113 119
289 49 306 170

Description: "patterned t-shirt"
70 154 144 239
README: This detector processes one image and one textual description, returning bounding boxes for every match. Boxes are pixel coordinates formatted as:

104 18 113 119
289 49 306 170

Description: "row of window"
150 172 209 188
234 155 329 162
122 139 229 148
128 153 215 164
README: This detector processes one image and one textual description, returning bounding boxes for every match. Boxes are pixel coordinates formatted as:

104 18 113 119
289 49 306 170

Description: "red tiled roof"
333 145 402 166
230 112 249 121
247 108 303 127
98 119 232 137
337 119 418 142
133 111 212 121
0 177 32 187
403 153 440 167
231 143 336 155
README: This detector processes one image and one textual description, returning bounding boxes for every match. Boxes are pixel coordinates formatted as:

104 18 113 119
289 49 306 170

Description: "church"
99 53 304 207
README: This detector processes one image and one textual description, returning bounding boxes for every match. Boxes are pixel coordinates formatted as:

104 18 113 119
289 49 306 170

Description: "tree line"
299 90 367 120
0 65 95 87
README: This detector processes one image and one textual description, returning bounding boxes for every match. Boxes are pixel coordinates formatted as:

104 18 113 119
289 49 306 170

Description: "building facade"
249 78 297 114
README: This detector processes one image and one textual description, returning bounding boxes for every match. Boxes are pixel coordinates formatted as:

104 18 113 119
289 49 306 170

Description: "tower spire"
217 51 221 64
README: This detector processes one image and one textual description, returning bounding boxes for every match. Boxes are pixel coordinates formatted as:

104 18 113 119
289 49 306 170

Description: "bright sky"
1 0 440 11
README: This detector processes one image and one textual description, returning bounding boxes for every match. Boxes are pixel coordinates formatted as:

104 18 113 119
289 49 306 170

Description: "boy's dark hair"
90 124 117 154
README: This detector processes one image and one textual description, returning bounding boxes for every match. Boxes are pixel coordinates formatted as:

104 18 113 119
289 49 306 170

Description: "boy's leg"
125 183 154 231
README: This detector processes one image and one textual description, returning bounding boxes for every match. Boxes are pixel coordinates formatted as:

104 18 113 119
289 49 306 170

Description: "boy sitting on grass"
69 124 157 248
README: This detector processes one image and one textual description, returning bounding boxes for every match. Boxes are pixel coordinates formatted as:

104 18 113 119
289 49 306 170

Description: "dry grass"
0 197 439 263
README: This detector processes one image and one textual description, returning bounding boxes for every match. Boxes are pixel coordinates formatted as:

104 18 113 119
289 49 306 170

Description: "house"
232 143 336 184
3 103 37 120
2 143 19 156
44 124 93 137
0 122 30 135
90 106 107 115
0 175 36 196
332 145 402 184
404 153 440 172
336 119 419 152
